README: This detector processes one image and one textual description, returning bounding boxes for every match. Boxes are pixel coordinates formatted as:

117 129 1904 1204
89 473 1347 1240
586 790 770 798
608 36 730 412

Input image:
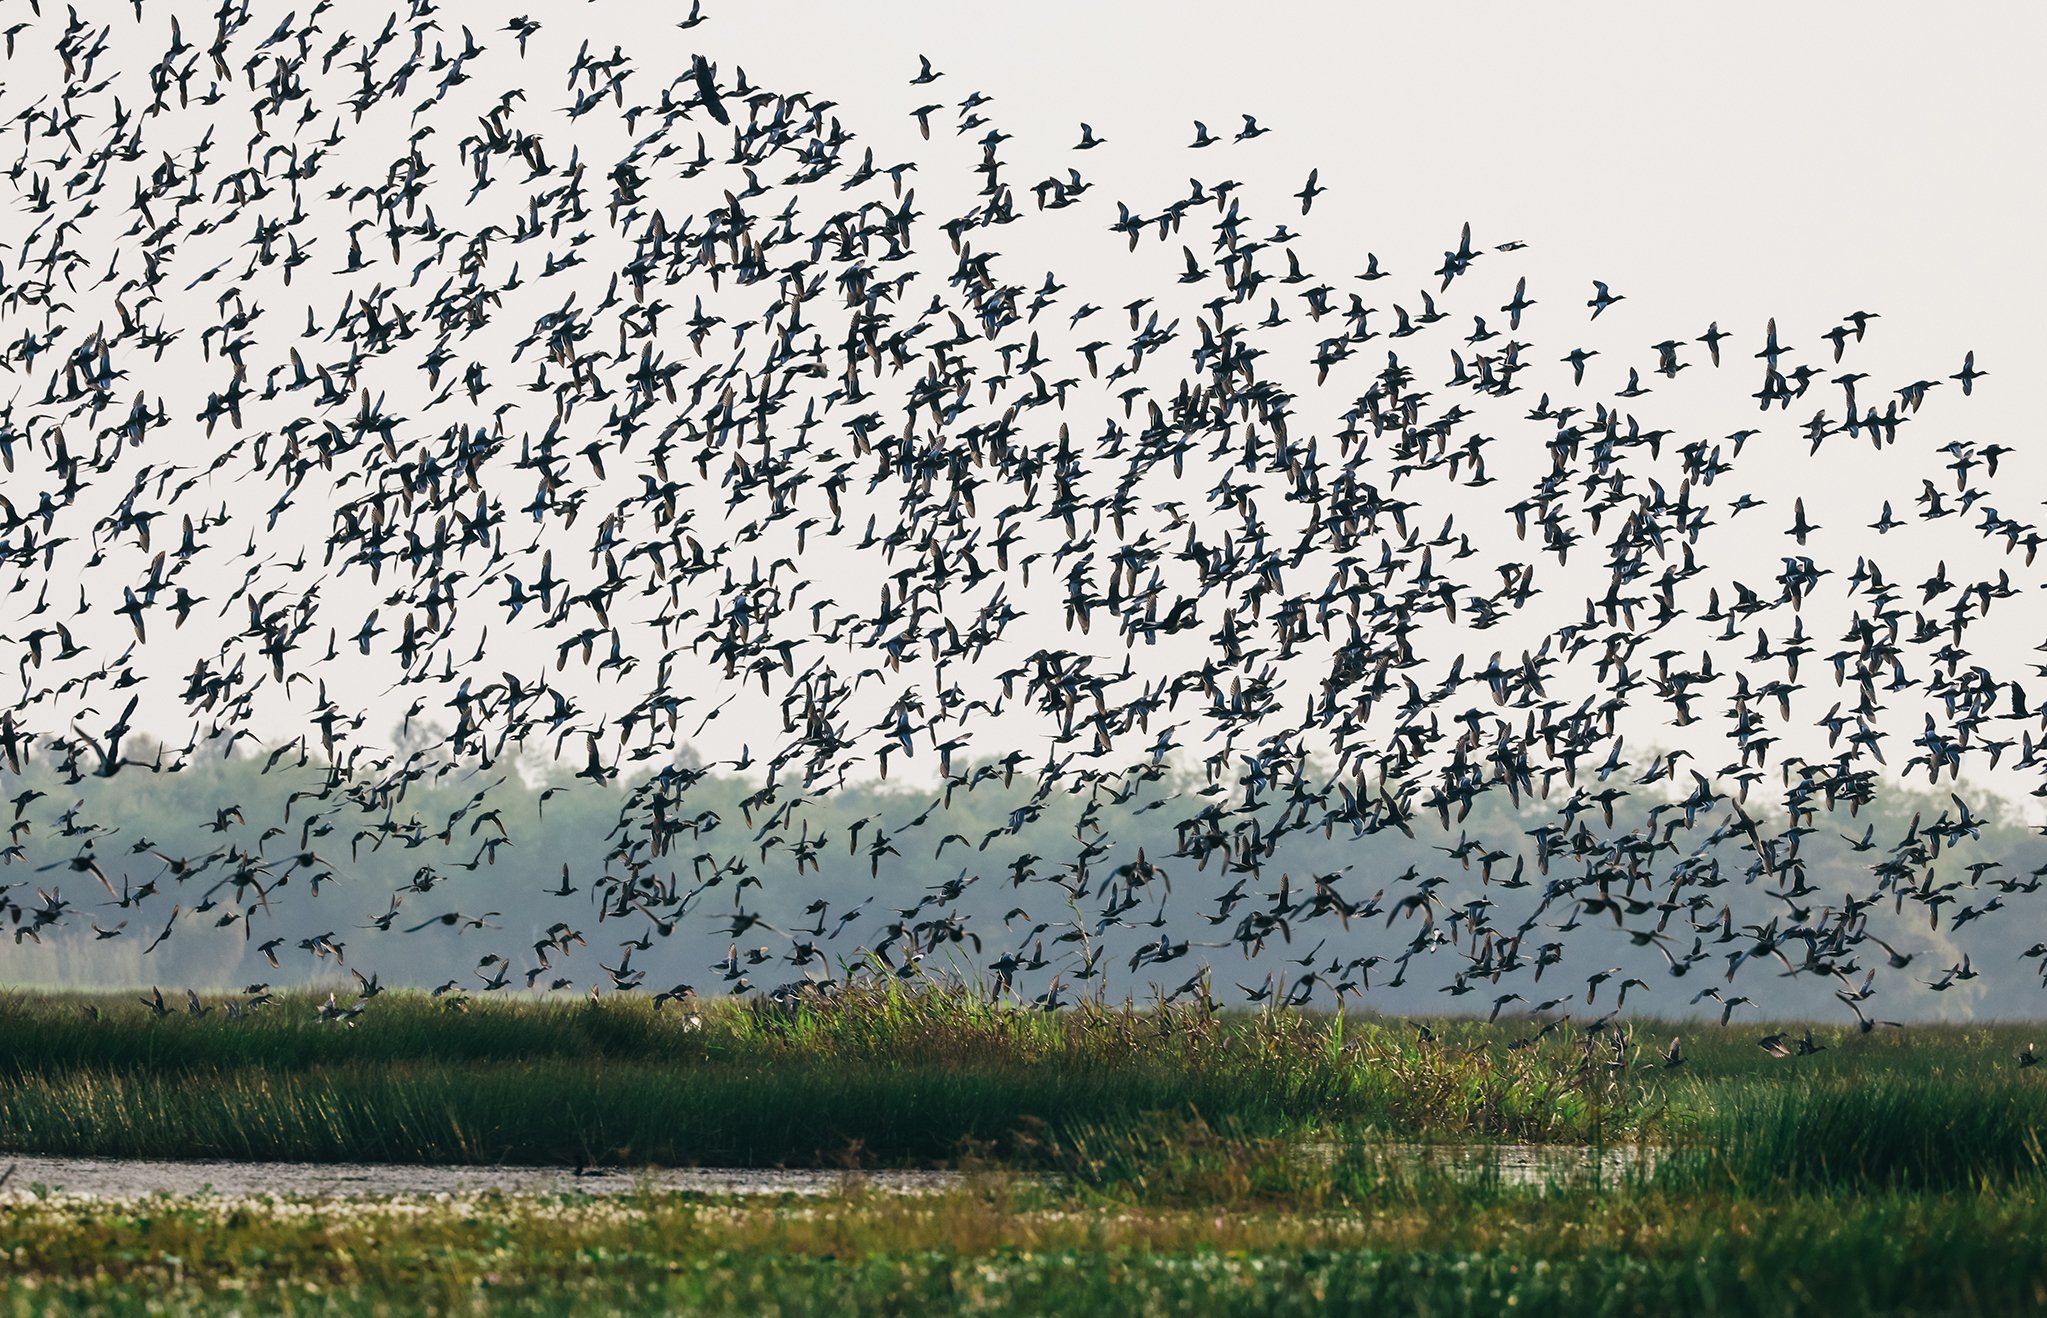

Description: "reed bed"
4 987 2046 1314
0 985 1654 1164
0 985 2042 1190
1658 1071 2047 1192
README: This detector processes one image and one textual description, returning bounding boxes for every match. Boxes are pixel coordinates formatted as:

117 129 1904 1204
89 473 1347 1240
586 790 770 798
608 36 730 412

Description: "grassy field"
2 985 2044 1313
2 982 2040 1171
4 1162 2047 1314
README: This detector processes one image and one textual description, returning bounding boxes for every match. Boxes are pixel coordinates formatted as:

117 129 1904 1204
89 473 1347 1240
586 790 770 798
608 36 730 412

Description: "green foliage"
1661 1072 2047 1192
2 988 2044 1186
0 986 1655 1165
3 990 2046 1314
5 1179 2047 1315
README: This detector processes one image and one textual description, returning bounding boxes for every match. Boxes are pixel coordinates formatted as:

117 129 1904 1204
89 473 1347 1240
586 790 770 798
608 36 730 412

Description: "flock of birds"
0 0 2042 1055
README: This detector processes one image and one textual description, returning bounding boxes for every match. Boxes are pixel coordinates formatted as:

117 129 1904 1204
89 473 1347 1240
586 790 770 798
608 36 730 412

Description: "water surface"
0 1155 963 1200
0 1144 1653 1201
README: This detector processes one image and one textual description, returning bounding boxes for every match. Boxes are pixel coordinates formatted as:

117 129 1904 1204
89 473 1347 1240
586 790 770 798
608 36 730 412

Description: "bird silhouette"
0 0 2023 1046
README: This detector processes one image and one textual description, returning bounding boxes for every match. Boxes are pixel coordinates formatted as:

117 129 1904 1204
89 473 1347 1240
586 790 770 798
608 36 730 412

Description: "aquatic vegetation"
1 988 2041 1181
2 991 2043 1312
5 1174 2047 1315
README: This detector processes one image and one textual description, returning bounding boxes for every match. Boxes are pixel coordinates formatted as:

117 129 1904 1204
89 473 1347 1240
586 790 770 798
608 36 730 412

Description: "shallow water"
0 1145 1653 1201
1368 1142 1655 1185
0 1155 965 1201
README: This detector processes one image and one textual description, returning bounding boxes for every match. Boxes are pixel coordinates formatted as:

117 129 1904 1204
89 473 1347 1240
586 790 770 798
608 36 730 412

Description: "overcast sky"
3 0 2041 800
700 0 2043 413
1 1 2043 1011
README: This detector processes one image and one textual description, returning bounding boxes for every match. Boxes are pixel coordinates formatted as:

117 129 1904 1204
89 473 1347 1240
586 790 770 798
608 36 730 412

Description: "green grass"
0 984 1667 1164
4 987 2046 1313
1 984 2043 1187
3 1176 2046 1315
1660 1071 2047 1192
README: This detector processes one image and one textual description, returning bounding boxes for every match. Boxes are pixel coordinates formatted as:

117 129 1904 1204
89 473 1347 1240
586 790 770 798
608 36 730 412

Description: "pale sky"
2 1 2038 787
0 1 2042 1012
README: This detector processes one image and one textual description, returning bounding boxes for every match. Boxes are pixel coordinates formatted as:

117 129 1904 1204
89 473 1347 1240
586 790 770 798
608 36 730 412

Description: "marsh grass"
1658 1071 2047 1192
1 985 2043 1189
4 988 2045 1314
0 984 1659 1165
5 1177 2047 1316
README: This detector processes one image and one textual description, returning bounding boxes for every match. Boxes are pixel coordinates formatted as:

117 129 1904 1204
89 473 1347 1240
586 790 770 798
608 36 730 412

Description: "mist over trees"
0 1 2035 1034
5 734 2036 1024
